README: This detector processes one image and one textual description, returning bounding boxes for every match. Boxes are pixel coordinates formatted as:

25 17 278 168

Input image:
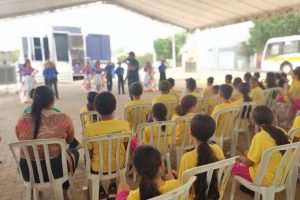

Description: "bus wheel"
280 62 292 73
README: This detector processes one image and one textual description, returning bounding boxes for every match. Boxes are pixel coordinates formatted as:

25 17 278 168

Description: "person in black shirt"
125 51 140 99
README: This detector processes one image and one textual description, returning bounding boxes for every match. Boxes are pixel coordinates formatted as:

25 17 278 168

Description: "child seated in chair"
152 80 177 105
83 92 131 200
207 85 220 115
116 145 180 200
172 95 197 145
177 114 225 199
211 84 237 137
185 78 198 97
232 106 290 193
202 77 214 98
80 91 98 128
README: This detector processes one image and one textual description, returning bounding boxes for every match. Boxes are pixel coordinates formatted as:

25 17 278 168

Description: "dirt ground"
0 78 299 200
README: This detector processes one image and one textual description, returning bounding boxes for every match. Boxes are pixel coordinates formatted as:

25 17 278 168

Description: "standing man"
158 59 167 82
125 51 140 99
105 61 115 92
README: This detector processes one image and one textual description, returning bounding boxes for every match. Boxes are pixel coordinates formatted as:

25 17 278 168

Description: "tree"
117 53 153 68
238 42 255 67
154 32 187 61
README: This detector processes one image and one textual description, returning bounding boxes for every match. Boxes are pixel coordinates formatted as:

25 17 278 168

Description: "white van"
261 35 300 73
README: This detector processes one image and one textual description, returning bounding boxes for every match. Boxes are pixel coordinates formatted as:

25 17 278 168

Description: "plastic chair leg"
254 192 260 200
24 185 32 200
68 176 76 200
53 181 64 200
91 178 100 200
176 148 183 171
166 153 171 171
229 178 236 200
33 188 39 200
261 190 275 200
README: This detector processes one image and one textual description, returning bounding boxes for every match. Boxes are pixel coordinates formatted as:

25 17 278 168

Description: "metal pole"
172 33 176 68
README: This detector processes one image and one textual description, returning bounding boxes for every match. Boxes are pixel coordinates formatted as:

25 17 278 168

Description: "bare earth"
0 79 299 200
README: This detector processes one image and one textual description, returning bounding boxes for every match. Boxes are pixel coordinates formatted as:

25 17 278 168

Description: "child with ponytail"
232 105 290 188
172 95 197 145
80 91 98 127
116 145 180 200
178 114 225 200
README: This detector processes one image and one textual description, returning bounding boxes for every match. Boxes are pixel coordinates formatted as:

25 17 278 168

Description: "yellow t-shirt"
127 179 181 200
247 129 287 186
170 89 181 100
83 120 130 172
172 113 194 145
152 93 177 105
291 116 300 138
124 99 150 130
201 86 213 98
142 125 173 151
249 86 262 104
178 145 225 199
207 96 221 115
289 79 300 99
232 89 242 101
211 101 237 137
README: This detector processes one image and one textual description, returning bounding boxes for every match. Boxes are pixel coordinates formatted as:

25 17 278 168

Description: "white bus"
261 35 300 73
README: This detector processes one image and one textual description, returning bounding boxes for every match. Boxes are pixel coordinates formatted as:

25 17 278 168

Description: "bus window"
283 40 300 54
265 42 283 59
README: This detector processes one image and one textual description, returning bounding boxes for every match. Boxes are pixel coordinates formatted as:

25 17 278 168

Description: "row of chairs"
10 134 300 200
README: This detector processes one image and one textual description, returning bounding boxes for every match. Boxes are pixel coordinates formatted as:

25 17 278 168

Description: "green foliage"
117 54 127 63
238 42 255 61
136 53 153 67
154 32 187 60
249 13 300 53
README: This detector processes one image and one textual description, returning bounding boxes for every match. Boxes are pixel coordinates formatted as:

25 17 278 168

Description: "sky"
0 2 182 55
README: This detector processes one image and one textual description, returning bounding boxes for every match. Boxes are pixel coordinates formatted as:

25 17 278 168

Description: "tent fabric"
1 0 300 31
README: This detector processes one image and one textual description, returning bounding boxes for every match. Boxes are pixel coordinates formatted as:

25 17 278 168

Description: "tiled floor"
0 80 299 200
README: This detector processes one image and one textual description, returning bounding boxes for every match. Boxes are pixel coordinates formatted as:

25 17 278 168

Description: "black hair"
87 92 97 111
94 92 116 115
186 78 196 91
159 80 170 93
293 67 300 80
252 106 290 154
207 77 214 85
265 72 277 88
130 82 143 96
31 86 55 139
244 72 252 83
238 83 251 102
133 145 162 200
212 85 219 94
225 74 233 82
253 72 260 79
219 84 233 100
152 103 167 121
167 78 175 88
29 88 35 99
190 114 219 200
233 77 242 88
175 95 197 116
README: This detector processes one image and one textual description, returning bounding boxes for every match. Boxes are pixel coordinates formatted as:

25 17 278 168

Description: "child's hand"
165 170 178 180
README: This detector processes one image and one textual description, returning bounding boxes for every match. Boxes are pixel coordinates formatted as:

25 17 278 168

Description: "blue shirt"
43 68 58 79
159 64 166 73
126 58 139 81
115 66 124 76
105 64 115 78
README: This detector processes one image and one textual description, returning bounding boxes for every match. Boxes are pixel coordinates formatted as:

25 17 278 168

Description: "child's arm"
237 155 254 167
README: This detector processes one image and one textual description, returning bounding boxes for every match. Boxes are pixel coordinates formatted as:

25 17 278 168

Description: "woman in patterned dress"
16 86 79 200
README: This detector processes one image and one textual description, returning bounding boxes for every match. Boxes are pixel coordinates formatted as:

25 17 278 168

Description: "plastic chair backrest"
237 102 255 128
162 100 179 120
124 103 151 132
136 121 176 155
196 97 208 113
80 111 101 132
83 133 131 180
194 88 202 97
253 142 300 187
288 127 300 141
174 115 195 151
207 96 221 114
183 157 238 198
265 87 282 108
214 106 241 139
149 176 197 200
9 138 68 185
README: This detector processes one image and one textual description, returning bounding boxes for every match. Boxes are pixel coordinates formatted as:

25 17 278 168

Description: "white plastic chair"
80 111 101 132
196 97 208 113
288 127 300 180
9 139 76 200
149 176 197 200
171 89 183 100
235 102 255 148
136 121 176 171
162 100 179 120
264 87 282 109
183 156 238 199
230 142 300 200
212 106 241 156
123 103 151 132
83 133 131 200
173 115 195 170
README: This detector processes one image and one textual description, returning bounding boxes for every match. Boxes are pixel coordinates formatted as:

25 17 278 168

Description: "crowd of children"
14 67 300 200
